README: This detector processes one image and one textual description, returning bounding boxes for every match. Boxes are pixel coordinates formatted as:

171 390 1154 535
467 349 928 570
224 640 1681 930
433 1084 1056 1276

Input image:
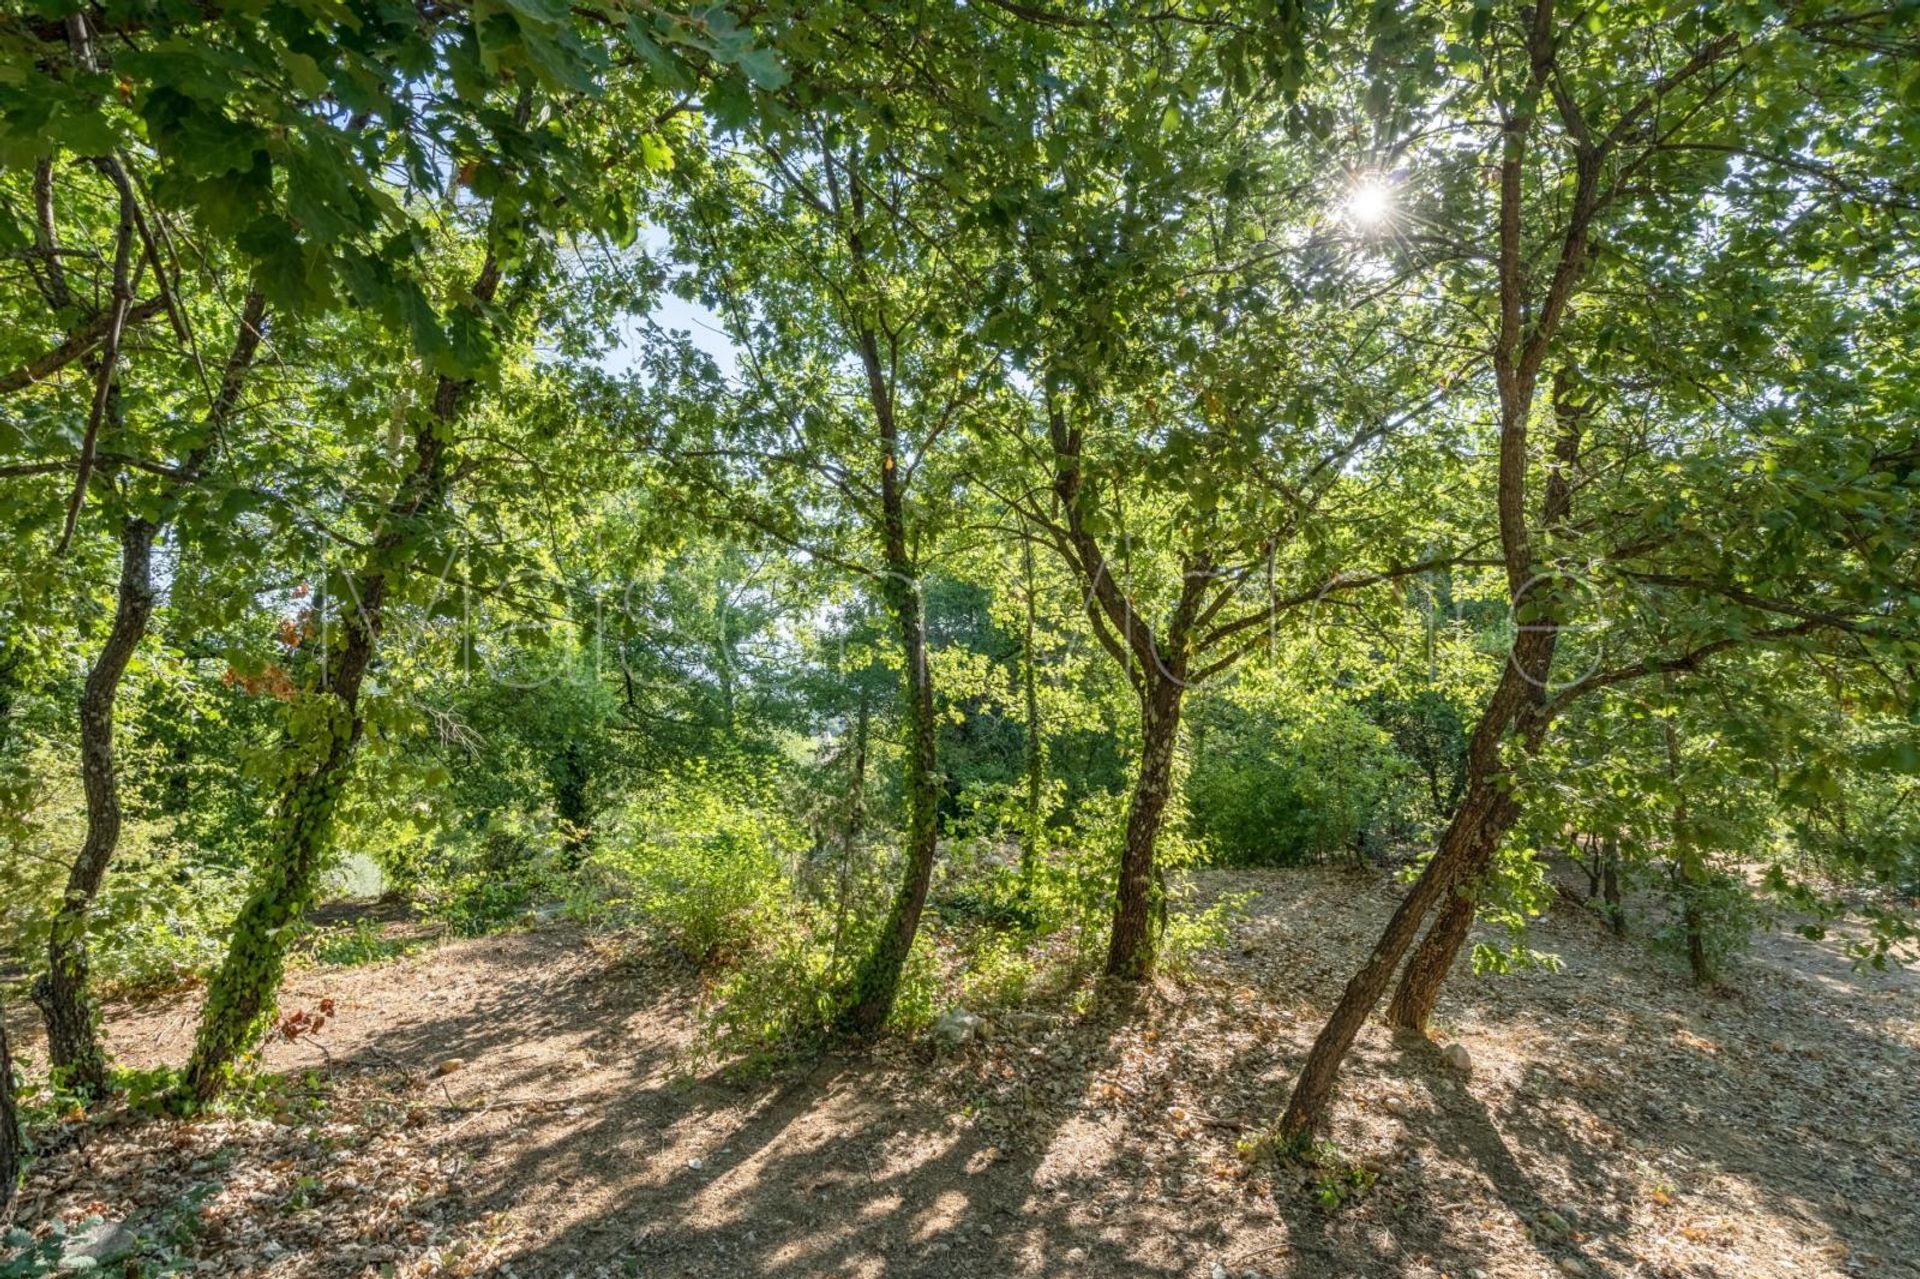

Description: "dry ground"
6 865 1917 1279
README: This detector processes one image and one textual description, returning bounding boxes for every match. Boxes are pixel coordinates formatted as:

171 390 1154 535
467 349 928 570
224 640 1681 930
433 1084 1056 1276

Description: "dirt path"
7 866 1917 1279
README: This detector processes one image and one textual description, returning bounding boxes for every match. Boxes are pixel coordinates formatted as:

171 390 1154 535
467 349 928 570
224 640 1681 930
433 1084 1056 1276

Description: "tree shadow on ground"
11 869 1915 1279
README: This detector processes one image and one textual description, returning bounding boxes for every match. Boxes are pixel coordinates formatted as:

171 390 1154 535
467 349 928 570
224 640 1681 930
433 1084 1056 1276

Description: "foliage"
304 919 419 969
0 0 1914 1145
1189 680 1416 867
586 762 799 964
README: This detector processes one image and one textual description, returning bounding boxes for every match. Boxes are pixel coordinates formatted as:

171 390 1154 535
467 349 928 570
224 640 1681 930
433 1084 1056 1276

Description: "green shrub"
588 762 798 963
1188 689 1412 867
305 918 420 967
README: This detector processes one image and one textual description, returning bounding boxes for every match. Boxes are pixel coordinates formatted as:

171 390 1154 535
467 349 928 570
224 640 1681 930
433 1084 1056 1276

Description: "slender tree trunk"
834 305 941 1036
1683 891 1711 985
846 684 870 847
829 685 870 964
1279 772 1513 1134
35 291 266 1099
1581 834 1602 899
1277 325 1592 1136
1106 675 1184 980
1020 535 1045 891
1279 636 1538 1137
1602 834 1624 936
33 515 154 1097
1385 806 1524 1034
183 259 497 1103
0 657 19 1223
1661 680 1710 985
0 987 20 1227
834 564 939 1034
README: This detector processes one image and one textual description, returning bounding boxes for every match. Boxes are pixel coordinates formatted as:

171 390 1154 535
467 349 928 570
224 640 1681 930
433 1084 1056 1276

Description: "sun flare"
1347 175 1394 228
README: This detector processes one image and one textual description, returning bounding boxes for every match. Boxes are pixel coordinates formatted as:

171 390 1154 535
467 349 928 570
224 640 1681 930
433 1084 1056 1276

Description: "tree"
29 290 265 1098
969 17 1466 978
642 102 986 1032
1277 0 1920 1140
0 986 17 1226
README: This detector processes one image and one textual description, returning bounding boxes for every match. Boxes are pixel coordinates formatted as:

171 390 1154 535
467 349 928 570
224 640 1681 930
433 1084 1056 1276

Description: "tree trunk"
1661 679 1709 984
0 987 21 1227
1105 675 1184 980
1386 807 1522 1034
0 659 19 1224
1020 534 1045 891
833 565 939 1035
183 261 494 1103
34 292 265 1100
180 694 364 1101
829 684 870 964
1683 891 1711 985
1278 637 1539 1138
33 515 154 1097
834 307 941 1037
1276 319 1591 1136
846 684 870 848
1386 881 1482 1035
1602 834 1624 936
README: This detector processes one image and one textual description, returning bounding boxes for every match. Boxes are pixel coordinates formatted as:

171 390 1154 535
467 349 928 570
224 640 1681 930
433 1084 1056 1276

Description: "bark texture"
1106 675 1184 980
1386 881 1481 1034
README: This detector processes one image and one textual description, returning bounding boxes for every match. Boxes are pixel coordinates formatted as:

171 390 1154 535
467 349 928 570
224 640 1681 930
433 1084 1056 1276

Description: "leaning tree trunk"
1385 812 1518 1033
1278 774 1513 1137
182 688 365 1100
1 987 21 1226
1278 634 1545 1138
1386 888 1480 1034
1105 675 1184 981
1390 887 1474 1037
182 263 492 1102
34 514 156 1098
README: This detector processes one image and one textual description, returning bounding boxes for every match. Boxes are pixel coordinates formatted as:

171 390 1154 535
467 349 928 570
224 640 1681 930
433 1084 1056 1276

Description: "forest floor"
7 865 1918 1279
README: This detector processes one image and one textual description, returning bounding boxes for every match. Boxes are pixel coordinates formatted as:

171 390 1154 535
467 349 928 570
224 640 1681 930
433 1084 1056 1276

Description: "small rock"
432 1057 465 1077
1211 1264 1229 1279
1442 1042 1472 1074
933 1008 983 1049
1537 1209 1572 1239
63 1219 137 1265
1557 1259 1585 1276
687 1157 705 1171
